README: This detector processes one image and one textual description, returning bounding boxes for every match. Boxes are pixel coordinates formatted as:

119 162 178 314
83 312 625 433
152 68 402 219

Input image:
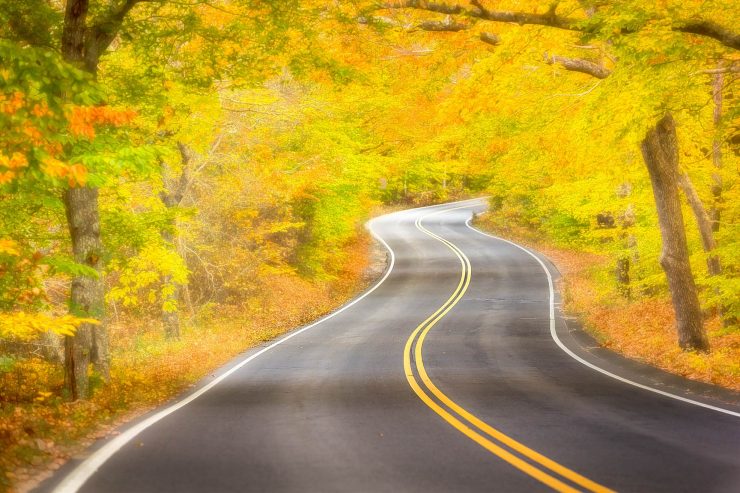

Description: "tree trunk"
615 256 630 298
615 203 635 299
158 143 191 338
160 268 181 339
710 68 724 233
640 114 709 352
61 0 109 398
677 174 721 276
161 210 181 339
63 187 107 399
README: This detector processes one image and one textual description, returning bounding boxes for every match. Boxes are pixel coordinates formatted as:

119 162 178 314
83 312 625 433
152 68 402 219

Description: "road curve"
39 199 740 493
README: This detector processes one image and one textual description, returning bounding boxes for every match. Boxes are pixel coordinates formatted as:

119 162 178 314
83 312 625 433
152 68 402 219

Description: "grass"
474 212 740 392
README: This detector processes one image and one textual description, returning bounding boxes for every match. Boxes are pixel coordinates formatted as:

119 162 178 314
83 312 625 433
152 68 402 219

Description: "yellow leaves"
0 312 99 342
41 156 67 178
251 143 274 162
0 238 20 256
107 244 189 309
34 391 53 402
0 238 21 257
0 170 15 184
0 152 28 170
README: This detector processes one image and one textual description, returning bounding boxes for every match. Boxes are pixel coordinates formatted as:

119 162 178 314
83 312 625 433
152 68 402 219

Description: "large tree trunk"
640 114 709 352
61 0 109 398
63 187 107 399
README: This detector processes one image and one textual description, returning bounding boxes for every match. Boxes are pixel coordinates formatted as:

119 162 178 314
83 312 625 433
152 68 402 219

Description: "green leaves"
43 255 99 280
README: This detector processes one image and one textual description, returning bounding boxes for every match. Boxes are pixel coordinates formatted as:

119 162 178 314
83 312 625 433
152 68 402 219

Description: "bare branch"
695 64 740 75
471 0 579 31
417 16 469 32
479 32 500 45
361 13 470 33
383 1 740 50
381 1 466 16
544 53 611 79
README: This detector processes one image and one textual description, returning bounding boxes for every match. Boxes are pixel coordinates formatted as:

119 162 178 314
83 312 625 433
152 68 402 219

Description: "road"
40 198 740 493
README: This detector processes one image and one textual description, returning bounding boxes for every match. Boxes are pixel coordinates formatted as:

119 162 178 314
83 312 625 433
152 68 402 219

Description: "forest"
0 1 738 489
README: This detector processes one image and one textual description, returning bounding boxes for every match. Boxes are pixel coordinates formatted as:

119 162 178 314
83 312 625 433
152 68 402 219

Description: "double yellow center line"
404 206 614 493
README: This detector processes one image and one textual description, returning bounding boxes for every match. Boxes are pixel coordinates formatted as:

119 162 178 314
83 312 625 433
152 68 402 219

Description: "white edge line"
50 197 500 492
53 219 399 493
464 217 740 419
54 198 487 492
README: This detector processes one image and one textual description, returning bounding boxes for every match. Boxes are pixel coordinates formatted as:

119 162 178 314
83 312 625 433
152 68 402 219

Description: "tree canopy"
0 0 737 455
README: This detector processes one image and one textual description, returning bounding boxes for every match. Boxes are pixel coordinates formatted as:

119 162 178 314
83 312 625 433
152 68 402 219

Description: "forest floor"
474 212 740 393
1 232 387 493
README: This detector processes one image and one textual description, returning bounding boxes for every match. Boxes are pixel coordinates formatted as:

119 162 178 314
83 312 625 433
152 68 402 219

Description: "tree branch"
676 20 740 51
417 17 469 32
360 14 470 33
382 1 740 50
471 0 579 31
544 53 611 79
694 64 739 75
86 0 146 70
381 0 466 16
479 32 500 45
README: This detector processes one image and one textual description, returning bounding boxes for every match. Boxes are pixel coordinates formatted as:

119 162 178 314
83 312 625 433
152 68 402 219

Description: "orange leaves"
0 151 28 170
0 89 135 187
31 102 51 118
0 90 25 114
41 157 88 187
0 151 28 183
0 152 87 187
68 105 137 139
0 103 135 186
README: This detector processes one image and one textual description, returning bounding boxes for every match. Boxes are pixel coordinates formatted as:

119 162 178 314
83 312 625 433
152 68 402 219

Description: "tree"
641 115 708 350
0 35 139 398
376 0 739 351
2 0 353 396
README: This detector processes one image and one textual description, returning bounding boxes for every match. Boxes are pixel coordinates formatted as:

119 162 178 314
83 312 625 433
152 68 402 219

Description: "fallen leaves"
0 233 375 491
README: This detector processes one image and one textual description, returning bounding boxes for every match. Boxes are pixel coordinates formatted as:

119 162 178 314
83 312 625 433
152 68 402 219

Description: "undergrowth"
0 234 375 492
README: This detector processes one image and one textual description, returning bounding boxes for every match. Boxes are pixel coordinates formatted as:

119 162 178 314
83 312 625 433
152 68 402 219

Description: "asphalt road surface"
39 198 740 493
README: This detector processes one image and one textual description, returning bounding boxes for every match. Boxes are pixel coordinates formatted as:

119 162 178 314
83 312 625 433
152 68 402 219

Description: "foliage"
0 0 738 488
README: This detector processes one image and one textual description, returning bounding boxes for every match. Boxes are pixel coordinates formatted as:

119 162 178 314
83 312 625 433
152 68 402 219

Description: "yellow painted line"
404 206 615 493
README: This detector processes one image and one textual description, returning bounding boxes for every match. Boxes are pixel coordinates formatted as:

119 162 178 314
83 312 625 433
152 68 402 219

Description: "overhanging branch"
479 32 499 45
676 20 740 51
381 1 740 50
471 0 579 31
87 0 144 67
417 17 470 32
380 0 466 16
544 53 611 79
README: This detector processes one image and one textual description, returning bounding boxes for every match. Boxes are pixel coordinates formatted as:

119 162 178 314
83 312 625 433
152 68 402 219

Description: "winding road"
39 198 740 493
